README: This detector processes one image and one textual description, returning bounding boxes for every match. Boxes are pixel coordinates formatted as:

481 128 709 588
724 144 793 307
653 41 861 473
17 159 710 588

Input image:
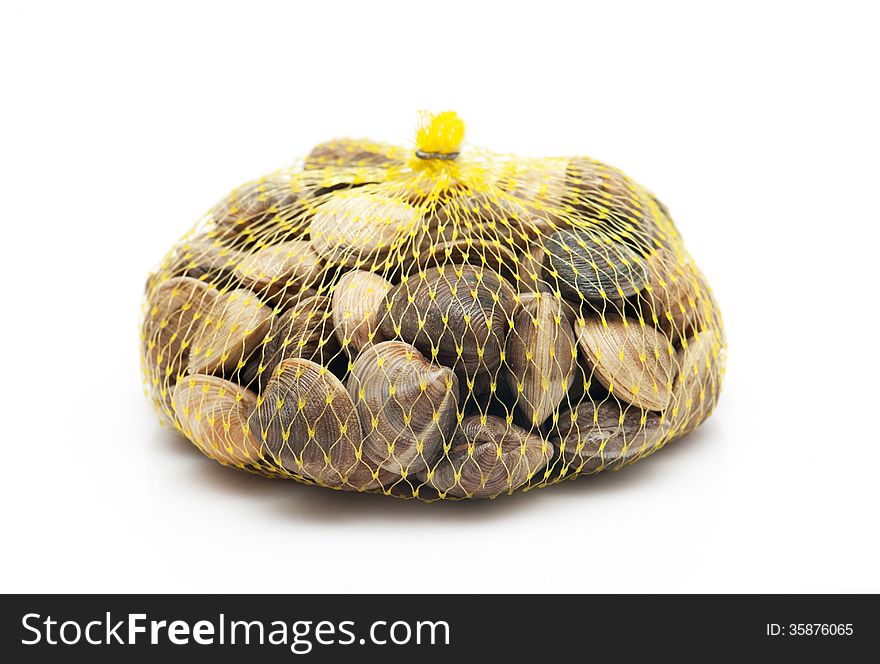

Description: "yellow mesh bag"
141 112 726 500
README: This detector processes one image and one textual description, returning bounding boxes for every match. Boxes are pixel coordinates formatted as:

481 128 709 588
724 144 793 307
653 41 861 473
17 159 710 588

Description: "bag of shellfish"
141 111 726 500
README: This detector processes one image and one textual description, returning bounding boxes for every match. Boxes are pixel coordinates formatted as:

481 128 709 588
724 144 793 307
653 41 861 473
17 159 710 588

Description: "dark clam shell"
542 229 649 303
377 264 516 380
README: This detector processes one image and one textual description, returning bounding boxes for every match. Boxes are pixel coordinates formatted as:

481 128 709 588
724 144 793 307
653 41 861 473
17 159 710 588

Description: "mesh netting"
141 112 726 500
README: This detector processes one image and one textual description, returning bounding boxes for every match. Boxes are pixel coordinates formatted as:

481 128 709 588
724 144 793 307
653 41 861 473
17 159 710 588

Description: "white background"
1 1 878 593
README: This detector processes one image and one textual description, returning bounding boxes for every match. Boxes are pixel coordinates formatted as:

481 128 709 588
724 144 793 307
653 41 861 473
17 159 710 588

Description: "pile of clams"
142 119 726 500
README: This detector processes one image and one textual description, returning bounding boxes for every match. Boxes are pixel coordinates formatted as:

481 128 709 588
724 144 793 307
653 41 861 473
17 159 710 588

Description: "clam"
459 366 495 402
331 270 393 354
249 358 365 489
429 192 548 249
543 228 649 303
173 235 318 292
565 158 659 252
272 287 320 312
171 375 263 466
347 465 406 493
295 168 391 201
346 341 459 477
669 329 722 437
421 416 552 498
552 399 669 473
640 250 710 341
211 177 301 245
516 290 578 324
305 137 405 169
494 159 570 233
405 237 520 285
143 276 218 418
233 240 324 301
377 264 516 380
242 295 339 392
309 191 422 269
505 293 577 427
511 244 546 293
575 314 676 411
500 159 568 204
187 288 274 376
177 236 245 276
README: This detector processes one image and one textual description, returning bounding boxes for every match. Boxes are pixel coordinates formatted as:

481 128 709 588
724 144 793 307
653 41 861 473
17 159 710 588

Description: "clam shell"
669 329 722 437
188 288 274 376
211 177 301 245
505 294 577 427
552 399 669 473
346 341 459 477
565 158 659 252
271 287 320 313
639 250 722 345
494 159 570 233
171 375 262 466
403 235 529 292
143 277 218 419
407 237 520 284
305 138 405 169
296 167 392 200
510 244 546 293
241 295 339 392
249 358 365 489
543 229 649 303
347 466 405 493
309 191 422 269
575 315 676 411
459 366 495 402
429 192 552 248
421 416 552 499
378 264 516 379
499 158 568 206
177 237 245 276
516 290 578 324
233 240 324 301
331 270 393 354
